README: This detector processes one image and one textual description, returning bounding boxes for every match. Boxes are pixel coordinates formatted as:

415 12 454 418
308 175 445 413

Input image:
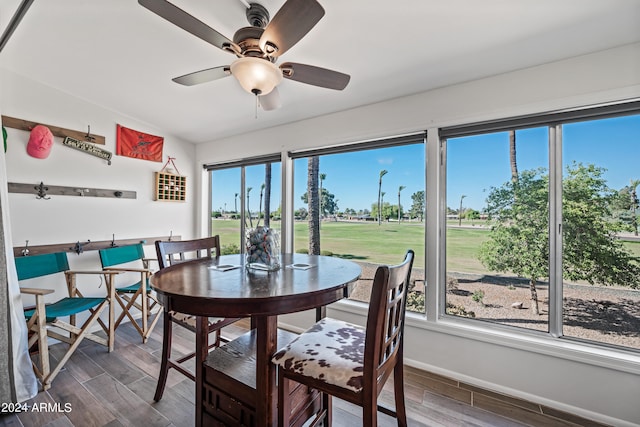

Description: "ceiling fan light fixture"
230 57 282 96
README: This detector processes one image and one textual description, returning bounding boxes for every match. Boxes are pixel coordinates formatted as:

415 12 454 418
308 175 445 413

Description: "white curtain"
0 135 37 402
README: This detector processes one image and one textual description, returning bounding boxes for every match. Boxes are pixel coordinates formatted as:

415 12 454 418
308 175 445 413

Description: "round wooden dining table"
150 253 362 426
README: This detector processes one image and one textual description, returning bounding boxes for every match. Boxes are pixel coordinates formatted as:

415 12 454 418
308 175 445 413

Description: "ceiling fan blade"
259 0 325 58
139 0 236 53
280 62 350 90
172 66 231 86
259 88 281 111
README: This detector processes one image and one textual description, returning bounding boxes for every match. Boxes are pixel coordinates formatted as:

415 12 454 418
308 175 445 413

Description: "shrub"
320 250 334 257
221 243 240 255
471 289 485 305
445 302 475 318
406 290 425 313
296 248 309 254
446 276 459 293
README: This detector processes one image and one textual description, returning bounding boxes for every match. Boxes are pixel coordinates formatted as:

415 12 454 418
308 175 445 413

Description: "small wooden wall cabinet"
154 172 186 202
203 329 320 427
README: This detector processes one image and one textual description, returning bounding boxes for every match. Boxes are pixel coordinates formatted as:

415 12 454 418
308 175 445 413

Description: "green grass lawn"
213 219 426 268
212 218 640 274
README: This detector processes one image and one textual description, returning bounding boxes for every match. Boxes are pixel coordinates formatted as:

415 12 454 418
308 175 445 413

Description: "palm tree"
630 179 640 236
509 130 518 184
458 194 466 226
319 173 326 218
308 157 320 254
377 169 388 225
258 183 265 226
397 185 406 223
246 187 253 228
264 163 272 227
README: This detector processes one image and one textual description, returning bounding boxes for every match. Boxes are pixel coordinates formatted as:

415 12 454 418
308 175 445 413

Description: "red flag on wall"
116 125 163 162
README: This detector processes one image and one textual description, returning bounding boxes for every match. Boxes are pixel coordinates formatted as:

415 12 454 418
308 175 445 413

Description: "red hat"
27 125 54 159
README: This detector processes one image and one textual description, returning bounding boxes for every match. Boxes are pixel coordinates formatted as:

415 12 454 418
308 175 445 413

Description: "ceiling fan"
138 0 350 110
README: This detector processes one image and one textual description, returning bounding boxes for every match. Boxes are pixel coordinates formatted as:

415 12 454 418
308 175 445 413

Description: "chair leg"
322 393 332 427
34 294 50 390
140 274 149 342
363 395 378 427
277 369 290 427
393 361 407 427
154 310 173 402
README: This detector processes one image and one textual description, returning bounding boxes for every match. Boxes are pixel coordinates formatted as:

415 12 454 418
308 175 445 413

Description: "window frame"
206 154 282 253
437 99 640 350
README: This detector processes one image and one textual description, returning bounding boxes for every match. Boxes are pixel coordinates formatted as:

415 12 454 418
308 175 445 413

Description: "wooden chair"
98 243 161 344
153 236 241 402
273 250 415 427
16 252 118 391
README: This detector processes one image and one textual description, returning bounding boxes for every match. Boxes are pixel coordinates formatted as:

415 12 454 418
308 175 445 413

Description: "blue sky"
212 115 639 213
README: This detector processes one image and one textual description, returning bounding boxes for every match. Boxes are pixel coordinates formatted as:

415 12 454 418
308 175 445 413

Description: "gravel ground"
349 262 640 350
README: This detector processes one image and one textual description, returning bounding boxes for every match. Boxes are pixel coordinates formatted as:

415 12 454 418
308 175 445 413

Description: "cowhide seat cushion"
272 318 365 392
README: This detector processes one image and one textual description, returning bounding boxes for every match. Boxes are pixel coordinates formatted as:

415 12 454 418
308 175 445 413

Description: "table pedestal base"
203 329 320 427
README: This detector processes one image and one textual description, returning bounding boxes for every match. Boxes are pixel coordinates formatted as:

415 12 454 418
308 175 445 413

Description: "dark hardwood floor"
1 317 536 427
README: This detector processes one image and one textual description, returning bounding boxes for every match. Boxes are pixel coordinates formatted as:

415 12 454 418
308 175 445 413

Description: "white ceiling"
1 0 639 144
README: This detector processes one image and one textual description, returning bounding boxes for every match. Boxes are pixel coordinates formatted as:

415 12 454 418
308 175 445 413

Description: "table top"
150 253 362 317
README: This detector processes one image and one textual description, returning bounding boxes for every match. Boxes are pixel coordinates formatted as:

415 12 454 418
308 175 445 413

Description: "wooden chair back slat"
155 236 220 269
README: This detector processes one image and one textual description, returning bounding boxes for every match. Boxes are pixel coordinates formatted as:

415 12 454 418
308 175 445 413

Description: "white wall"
0 68 198 298
195 43 640 426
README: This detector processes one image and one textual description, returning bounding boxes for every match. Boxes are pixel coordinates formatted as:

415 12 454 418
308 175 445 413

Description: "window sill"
330 299 640 375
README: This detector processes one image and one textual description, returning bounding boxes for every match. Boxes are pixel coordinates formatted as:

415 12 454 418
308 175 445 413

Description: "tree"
234 192 238 213
480 163 640 315
264 163 272 227
307 157 320 254
295 207 308 220
246 187 253 228
465 209 480 223
319 173 327 218
509 130 518 184
258 183 265 223
410 190 425 221
301 188 338 216
458 194 466 226
630 179 640 236
397 185 406 223
377 169 388 225
371 201 394 222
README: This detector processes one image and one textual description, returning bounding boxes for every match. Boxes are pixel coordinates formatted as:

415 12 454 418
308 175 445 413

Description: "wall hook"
71 240 91 255
35 182 50 200
85 125 96 142
21 240 30 256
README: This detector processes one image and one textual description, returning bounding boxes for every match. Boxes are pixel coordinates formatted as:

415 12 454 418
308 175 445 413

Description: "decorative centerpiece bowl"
245 226 280 272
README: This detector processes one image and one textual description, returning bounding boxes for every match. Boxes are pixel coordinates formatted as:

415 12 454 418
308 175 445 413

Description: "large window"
442 104 640 351
561 115 640 348
445 128 549 331
209 158 281 254
291 136 426 313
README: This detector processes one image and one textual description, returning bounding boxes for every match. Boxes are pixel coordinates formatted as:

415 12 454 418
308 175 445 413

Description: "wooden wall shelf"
8 182 136 199
2 115 105 145
13 235 181 257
